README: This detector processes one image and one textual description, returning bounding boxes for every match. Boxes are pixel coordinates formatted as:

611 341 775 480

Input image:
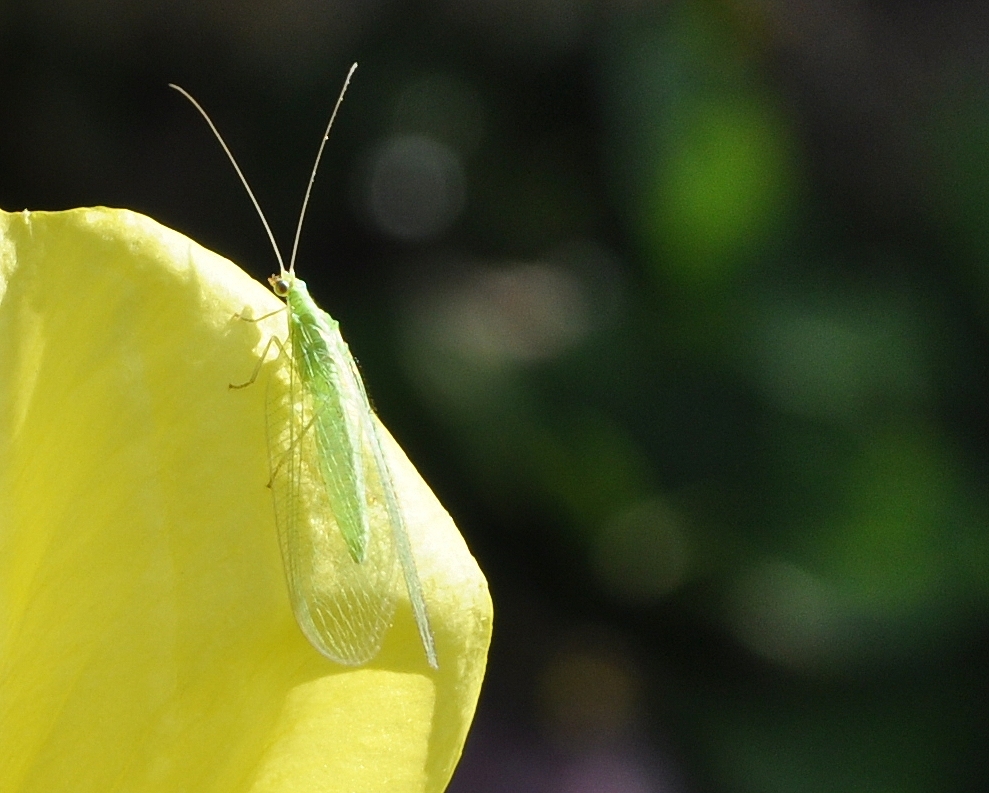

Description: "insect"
170 65 438 669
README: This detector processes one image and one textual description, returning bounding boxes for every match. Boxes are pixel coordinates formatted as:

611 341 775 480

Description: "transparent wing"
266 333 399 666
364 413 439 667
345 346 439 670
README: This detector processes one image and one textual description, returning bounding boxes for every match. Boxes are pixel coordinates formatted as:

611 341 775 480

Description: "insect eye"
270 277 291 297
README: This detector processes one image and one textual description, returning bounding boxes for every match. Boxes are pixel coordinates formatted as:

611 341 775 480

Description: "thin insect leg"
234 306 286 323
266 378 354 488
230 334 287 389
267 407 321 486
272 406 321 462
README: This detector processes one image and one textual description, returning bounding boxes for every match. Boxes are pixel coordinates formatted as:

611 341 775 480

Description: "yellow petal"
0 207 492 793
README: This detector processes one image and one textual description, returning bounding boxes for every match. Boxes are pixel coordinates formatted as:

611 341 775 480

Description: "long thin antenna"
289 62 358 277
169 62 358 279
169 82 286 274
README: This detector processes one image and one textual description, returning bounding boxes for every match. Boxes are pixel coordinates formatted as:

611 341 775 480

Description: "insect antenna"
288 62 357 278
169 62 358 280
168 83 287 276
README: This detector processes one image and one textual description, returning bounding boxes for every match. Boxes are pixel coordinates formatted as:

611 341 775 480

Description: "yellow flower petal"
0 207 492 793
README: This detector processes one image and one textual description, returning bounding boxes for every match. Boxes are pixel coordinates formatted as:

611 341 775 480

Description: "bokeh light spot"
538 634 642 750
727 560 842 668
746 285 930 419
648 96 796 286
591 498 690 604
362 134 465 241
401 256 598 413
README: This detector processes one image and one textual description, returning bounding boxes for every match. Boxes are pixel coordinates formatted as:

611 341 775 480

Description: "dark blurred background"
4 1 989 790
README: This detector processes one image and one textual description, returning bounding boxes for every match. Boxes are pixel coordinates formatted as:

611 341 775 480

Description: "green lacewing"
171 65 438 669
